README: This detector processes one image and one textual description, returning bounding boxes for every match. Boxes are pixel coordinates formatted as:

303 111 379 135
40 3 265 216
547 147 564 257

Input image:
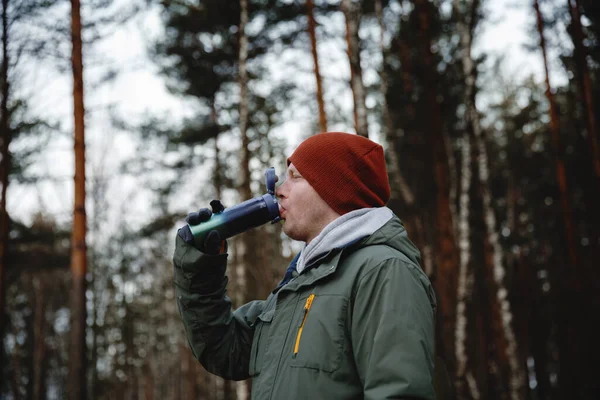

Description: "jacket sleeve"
173 234 264 381
351 258 437 400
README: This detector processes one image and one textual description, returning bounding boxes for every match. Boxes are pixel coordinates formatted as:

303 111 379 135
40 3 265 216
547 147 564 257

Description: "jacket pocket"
290 294 347 373
248 308 274 377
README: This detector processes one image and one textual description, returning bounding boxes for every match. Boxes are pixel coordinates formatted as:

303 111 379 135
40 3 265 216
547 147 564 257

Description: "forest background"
2 0 600 399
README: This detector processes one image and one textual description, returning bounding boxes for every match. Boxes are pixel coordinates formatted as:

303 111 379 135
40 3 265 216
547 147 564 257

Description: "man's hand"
177 200 226 255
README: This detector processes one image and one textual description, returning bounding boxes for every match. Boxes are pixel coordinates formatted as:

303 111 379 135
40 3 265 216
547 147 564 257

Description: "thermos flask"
187 167 281 247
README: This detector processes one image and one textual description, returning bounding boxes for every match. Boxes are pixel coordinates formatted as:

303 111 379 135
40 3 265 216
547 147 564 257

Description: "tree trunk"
391 18 434 278
534 1 580 398
454 129 473 399
412 0 460 379
143 362 154 400
239 0 250 205
567 0 600 265
223 378 234 400
341 0 368 137
211 100 222 200
69 0 88 399
185 349 197 400
0 0 10 383
455 0 525 398
568 0 600 183
375 0 415 208
307 0 327 132
32 276 47 400
534 0 578 277
477 129 525 400
238 1 253 397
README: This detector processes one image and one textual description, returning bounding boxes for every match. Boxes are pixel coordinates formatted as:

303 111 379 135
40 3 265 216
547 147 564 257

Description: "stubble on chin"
282 222 304 242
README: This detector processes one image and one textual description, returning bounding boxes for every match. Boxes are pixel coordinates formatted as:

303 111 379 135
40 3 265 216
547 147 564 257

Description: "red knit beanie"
287 132 391 215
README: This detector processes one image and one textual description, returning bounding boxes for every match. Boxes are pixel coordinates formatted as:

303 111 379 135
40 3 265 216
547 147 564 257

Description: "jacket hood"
356 214 422 268
296 207 394 274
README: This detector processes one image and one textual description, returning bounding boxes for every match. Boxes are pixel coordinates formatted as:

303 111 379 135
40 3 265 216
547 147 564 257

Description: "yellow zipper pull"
294 294 315 356
304 294 315 310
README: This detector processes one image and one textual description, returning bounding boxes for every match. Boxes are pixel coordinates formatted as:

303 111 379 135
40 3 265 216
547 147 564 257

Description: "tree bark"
568 0 600 183
391 16 433 277
307 0 327 132
412 0 460 379
185 349 197 400
567 0 600 264
211 100 222 200
239 0 250 205
375 0 415 208
0 0 10 383
454 129 473 399
341 0 368 137
143 361 154 400
455 0 526 398
534 0 578 276
32 276 47 400
69 0 88 399
238 1 253 397
534 1 580 398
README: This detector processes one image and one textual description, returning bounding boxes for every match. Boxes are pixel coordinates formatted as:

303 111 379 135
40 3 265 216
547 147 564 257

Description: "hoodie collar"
295 207 394 274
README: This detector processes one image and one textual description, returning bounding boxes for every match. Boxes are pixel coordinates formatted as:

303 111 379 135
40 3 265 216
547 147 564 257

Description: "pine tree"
68 0 88 398
307 0 328 132
342 0 369 136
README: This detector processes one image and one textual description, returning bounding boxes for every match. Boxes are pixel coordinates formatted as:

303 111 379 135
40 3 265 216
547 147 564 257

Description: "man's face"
276 163 340 244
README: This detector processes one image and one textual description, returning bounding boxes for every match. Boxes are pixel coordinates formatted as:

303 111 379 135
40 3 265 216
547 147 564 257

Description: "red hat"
287 132 391 215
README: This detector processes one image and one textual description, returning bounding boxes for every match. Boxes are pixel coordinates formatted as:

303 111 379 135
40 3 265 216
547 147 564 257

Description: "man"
173 132 437 399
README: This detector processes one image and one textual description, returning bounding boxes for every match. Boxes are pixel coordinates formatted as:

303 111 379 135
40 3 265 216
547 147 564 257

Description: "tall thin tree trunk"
534 0 578 275
307 0 327 132
444 131 459 238
238 1 252 398
211 100 222 200
223 378 234 400
0 0 10 383
69 0 88 399
375 0 415 207
239 0 250 204
534 1 580 398
185 350 197 400
213 98 232 400
455 130 474 399
568 0 600 183
412 0 460 379
32 276 47 400
392 19 433 277
455 0 525 398
341 0 368 137
568 0 600 265
477 128 525 400
143 362 154 400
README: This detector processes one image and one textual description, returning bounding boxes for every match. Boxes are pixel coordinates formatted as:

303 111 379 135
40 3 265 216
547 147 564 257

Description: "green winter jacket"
173 215 437 399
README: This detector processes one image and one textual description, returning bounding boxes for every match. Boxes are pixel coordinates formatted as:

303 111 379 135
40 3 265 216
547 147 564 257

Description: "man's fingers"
186 208 212 225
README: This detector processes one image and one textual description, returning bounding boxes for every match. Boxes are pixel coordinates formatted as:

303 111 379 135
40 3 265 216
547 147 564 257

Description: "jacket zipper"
293 294 315 356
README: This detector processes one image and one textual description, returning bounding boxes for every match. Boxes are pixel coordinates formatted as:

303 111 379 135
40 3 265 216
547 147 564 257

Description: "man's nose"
276 180 286 198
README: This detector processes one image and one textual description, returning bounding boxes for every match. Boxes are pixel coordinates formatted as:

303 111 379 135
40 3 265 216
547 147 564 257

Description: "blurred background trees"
1 0 599 399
